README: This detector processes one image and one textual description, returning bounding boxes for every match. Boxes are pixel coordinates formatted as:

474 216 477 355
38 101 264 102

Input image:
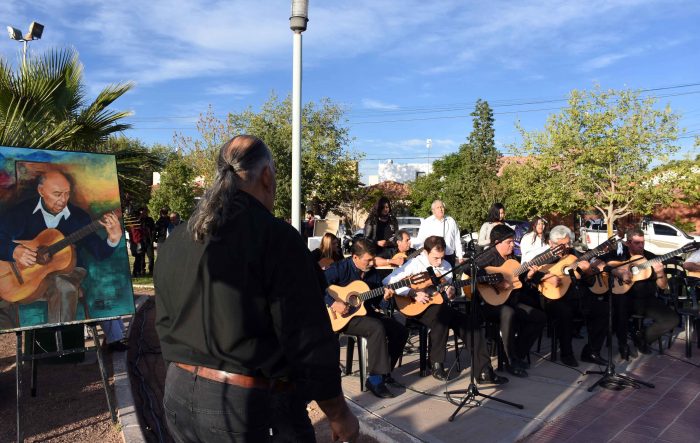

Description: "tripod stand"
446 253 523 422
586 263 655 392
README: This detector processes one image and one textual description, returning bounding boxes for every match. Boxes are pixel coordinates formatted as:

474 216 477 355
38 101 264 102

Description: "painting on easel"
0 146 134 332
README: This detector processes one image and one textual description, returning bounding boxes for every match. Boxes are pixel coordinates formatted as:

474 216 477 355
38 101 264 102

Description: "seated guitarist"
476 225 546 377
383 236 508 385
0 170 123 326
595 228 675 358
374 229 415 268
523 225 607 367
324 238 409 399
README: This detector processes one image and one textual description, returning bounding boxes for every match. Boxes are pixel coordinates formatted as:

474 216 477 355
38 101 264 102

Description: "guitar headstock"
682 241 700 254
551 243 567 257
409 272 431 285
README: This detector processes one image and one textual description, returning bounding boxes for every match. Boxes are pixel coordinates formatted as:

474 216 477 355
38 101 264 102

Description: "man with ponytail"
155 135 359 442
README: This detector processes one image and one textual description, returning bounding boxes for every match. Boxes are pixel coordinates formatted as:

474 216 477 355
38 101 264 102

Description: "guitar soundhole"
630 266 639 276
35 248 52 265
347 294 360 308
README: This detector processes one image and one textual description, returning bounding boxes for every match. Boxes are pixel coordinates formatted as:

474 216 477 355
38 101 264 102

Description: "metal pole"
22 40 27 66
291 30 302 232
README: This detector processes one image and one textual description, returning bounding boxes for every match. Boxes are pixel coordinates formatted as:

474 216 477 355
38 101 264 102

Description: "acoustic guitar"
326 272 429 332
477 244 565 306
397 272 504 315
604 242 699 295
0 209 122 303
538 237 619 300
391 248 422 263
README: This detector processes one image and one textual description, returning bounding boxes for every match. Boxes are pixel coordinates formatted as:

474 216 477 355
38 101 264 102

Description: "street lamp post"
290 1 308 232
6 21 44 65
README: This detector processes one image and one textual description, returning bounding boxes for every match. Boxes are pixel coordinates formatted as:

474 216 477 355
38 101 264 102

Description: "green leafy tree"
410 99 501 231
0 48 132 150
148 155 197 220
177 93 362 219
509 87 683 235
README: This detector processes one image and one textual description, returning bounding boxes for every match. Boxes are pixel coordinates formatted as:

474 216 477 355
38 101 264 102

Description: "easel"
13 321 118 443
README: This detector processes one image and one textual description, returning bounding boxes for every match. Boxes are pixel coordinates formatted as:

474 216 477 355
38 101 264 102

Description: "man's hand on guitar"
13 244 37 268
527 264 541 279
331 301 349 315
383 288 395 300
544 274 561 288
413 291 430 304
445 285 456 300
99 212 123 244
614 268 632 284
389 257 405 267
377 240 388 247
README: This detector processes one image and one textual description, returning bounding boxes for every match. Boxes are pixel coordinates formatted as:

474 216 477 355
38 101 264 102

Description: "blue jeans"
163 363 315 443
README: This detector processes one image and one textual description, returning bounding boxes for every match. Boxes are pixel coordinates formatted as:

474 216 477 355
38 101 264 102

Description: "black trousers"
343 309 408 375
544 290 608 356
413 303 491 373
482 301 546 363
613 294 677 346
164 363 314 443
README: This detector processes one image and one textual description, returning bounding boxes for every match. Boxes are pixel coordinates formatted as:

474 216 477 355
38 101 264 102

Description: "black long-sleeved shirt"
154 191 341 401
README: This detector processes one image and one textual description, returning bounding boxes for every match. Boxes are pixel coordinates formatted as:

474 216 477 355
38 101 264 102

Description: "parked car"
396 216 423 227
639 219 700 256
460 220 530 258
580 219 617 251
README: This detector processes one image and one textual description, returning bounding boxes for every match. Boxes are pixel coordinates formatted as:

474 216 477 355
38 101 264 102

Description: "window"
653 223 677 236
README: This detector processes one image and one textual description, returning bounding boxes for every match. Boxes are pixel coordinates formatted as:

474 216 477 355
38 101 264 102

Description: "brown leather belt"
174 363 292 391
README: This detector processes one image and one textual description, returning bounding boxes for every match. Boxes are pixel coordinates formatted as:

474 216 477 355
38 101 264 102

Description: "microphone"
426 266 441 286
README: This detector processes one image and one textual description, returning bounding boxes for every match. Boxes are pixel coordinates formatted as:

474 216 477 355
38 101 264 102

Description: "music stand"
446 252 523 422
586 261 655 392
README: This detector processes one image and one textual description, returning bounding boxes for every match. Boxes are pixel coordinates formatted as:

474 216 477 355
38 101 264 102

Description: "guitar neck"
516 250 557 276
46 211 116 256
360 278 412 302
638 247 686 270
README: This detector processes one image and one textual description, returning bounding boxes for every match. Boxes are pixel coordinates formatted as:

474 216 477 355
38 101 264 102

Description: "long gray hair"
188 135 272 242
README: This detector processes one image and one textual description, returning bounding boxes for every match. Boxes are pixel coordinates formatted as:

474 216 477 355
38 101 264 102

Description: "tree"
409 99 501 231
0 48 132 150
177 93 362 219
148 155 197 220
509 87 684 235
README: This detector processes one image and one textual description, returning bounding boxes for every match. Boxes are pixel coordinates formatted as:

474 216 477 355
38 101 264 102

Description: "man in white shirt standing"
415 200 463 267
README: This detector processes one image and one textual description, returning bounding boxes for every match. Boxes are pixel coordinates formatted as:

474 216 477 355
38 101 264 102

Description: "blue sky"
2 1 699 181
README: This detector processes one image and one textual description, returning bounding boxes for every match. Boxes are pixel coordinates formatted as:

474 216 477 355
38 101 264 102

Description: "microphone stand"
585 260 655 392
447 250 523 422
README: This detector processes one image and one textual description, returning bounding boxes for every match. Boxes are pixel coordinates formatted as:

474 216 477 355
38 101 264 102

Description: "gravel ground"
0 327 121 443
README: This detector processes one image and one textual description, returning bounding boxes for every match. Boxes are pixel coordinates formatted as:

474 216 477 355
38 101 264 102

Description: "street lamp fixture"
289 1 308 232
6 21 44 64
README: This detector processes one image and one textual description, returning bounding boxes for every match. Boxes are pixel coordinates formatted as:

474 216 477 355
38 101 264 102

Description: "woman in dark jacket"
363 197 398 250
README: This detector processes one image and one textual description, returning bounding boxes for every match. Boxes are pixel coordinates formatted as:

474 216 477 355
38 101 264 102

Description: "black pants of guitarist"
544 291 608 356
482 301 546 364
412 304 491 372
613 293 676 347
343 309 409 376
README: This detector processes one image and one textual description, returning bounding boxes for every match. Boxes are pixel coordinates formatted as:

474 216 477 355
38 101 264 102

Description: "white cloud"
361 99 399 110
205 84 255 97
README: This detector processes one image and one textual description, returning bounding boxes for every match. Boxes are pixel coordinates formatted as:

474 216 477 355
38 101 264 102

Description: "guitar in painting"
0 209 122 303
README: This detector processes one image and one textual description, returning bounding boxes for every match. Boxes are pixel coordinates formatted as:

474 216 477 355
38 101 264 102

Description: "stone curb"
115 295 150 443
345 396 424 443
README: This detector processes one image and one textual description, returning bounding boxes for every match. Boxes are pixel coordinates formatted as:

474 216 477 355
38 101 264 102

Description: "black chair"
339 333 368 391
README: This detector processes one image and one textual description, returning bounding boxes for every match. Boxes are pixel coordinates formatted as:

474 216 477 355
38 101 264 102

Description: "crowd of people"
125 206 181 277
152 134 699 442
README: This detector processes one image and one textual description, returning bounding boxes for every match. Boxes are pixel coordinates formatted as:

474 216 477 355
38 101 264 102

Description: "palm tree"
0 47 133 150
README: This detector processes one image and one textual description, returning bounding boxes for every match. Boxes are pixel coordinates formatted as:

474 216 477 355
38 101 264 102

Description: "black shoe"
106 340 129 352
432 362 449 381
365 380 395 398
637 342 652 355
384 375 399 386
619 344 630 361
505 363 528 378
477 366 509 385
560 354 579 367
580 350 608 366
513 356 530 370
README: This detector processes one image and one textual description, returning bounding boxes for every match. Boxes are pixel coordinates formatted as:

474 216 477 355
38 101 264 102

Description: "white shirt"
519 232 547 259
687 249 700 264
382 252 452 296
522 243 550 263
33 198 71 228
414 215 463 258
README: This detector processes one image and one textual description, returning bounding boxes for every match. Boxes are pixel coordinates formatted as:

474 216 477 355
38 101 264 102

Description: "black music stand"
446 252 523 422
586 261 655 392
